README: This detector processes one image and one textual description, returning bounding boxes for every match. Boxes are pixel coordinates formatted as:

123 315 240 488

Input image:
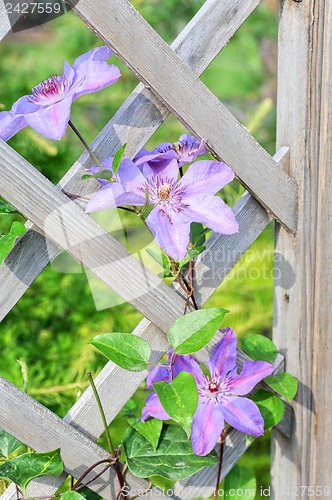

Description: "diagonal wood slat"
0 376 171 500
0 1 296 499
0 140 189 332
73 0 298 234
0 186 293 500
0 0 265 322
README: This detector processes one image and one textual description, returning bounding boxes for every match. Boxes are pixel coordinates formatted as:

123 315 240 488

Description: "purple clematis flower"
134 134 208 174
0 46 120 141
142 349 201 422
86 157 238 260
141 329 274 457
189 328 274 456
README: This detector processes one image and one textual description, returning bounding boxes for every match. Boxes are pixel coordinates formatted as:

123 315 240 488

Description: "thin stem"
189 260 199 310
87 372 127 499
69 120 104 171
213 430 225 500
87 371 115 457
62 191 90 201
72 459 115 492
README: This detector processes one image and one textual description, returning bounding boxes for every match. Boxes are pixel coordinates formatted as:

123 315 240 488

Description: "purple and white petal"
146 207 191 261
23 96 73 140
180 161 234 196
221 396 265 437
149 158 180 185
179 195 239 235
0 111 27 141
209 328 238 378
141 391 171 422
229 361 274 396
117 158 147 197
86 183 145 213
142 157 178 178
191 399 225 456
172 354 205 384
177 135 208 165
146 364 171 389
72 46 120 100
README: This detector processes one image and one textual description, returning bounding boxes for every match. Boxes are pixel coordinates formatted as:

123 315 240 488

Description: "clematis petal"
209 328 237 378
180 160 234 196
0 111 27 141
86 183 145 213
177 135 208 166
63 60 76 88
146 364 171 389
179 195 239 235
221 396 265 436
72 46 121 100
146 207 190 260
142 157 177 177
172 354 205 384
191 399 225 456
117 158 147 196
150 158 179 185
141 391 171 421
24 96 73 140
229 361 274 395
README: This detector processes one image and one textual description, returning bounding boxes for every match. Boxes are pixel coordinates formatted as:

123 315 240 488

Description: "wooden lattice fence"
0 0 330 498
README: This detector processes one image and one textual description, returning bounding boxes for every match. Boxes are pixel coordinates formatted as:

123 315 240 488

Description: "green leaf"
240 334 278 363
90 170 113 181
116 399 138 420
89 332 151 371
168 308 228 354
145 248 170 271
154 372 198 437
224 465 256 500
190 223 209 247
264 373 298 402
0 199 17 214
251 389 285 429
179 246 206 269
0 221 26 265
128 418 163 451
0 448 63 490
61 493 86 500
123 424 217 480
0 429 22 459
112 143 127 174
81 174 92 181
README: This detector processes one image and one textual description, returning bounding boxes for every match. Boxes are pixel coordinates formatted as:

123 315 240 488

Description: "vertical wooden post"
272 0 332 496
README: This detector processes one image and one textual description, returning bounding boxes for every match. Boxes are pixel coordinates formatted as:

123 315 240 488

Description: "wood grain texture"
0 0 264 322
0 190 288 500
73 0 298 233
0 377 170 500
0 140 189 332
271 0 332 496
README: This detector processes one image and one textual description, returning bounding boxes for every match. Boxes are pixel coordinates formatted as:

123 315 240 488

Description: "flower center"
27 75 69 105
158 183 171 200
143 177 186 223
173 140 198 159
198 375 232 403
208 382 220 393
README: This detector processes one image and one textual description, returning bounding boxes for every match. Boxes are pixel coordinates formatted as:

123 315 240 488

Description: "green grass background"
0 1 279 497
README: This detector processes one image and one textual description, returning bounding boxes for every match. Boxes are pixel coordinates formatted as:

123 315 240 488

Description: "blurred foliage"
0 1 278 497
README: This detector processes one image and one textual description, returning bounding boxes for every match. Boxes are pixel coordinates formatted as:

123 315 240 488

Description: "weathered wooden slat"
0 0 264 322
272 0 332 496
0 140 187 332
0 376 169 500
73 0 298 233
1 189 290 500
0 3 11 41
